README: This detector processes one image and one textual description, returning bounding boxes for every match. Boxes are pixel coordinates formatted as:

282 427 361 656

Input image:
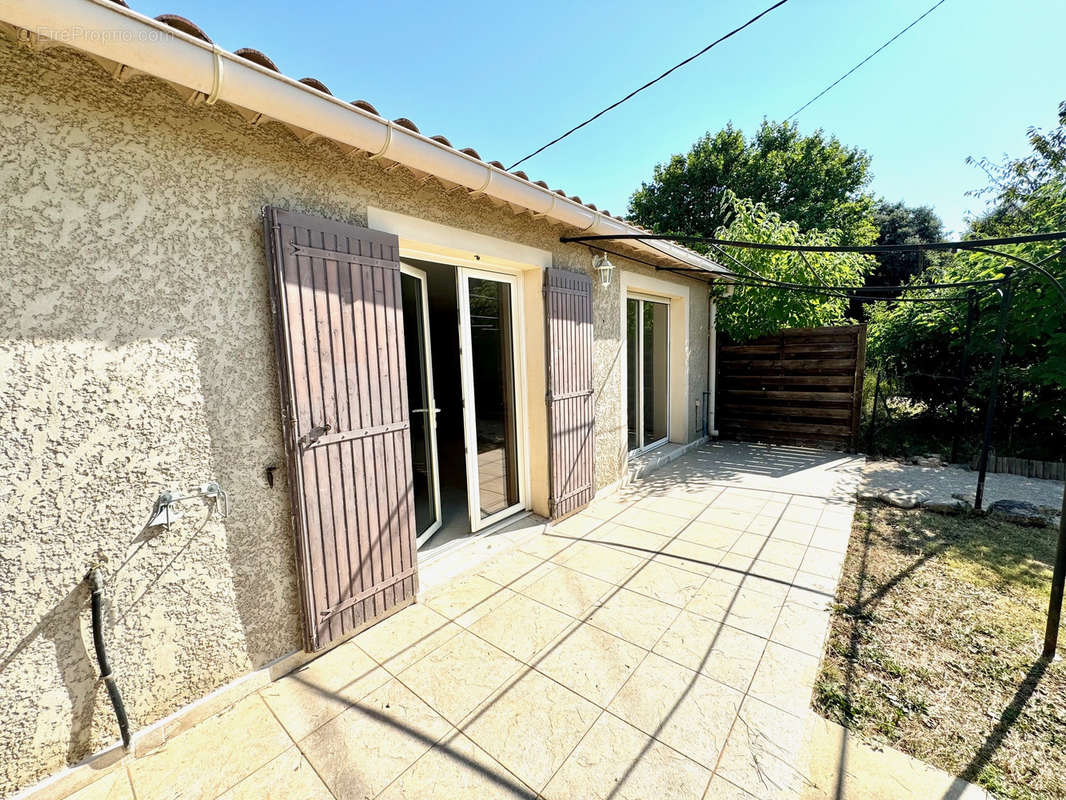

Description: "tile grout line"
254 689 340 800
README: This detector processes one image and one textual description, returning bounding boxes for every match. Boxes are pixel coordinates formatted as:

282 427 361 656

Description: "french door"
399 264 442 546
458 268 525 531
627 295 670 453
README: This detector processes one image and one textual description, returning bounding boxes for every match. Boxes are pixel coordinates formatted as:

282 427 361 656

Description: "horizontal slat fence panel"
717 325 866 450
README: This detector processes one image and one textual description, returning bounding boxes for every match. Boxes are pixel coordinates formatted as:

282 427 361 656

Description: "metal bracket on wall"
147 482 230 529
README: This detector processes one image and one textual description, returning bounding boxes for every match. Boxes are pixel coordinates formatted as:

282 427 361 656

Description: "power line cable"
506 0 792 171
786 0 949 120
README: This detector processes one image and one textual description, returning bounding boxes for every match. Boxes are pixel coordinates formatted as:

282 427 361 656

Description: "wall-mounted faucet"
147 482 229 529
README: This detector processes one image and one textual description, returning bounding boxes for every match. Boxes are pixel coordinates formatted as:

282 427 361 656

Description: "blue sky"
137 0 1064 235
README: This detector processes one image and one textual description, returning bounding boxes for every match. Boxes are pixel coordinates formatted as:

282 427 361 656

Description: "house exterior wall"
0 39 709 795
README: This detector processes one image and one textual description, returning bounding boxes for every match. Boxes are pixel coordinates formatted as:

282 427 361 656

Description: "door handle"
410 408 440 414
299 422 331 448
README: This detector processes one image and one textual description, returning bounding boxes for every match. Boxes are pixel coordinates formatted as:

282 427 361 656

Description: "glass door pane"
462 274 520 526
400 268 441 545
627 296 669 453
643 300 669 446
626 299 640 451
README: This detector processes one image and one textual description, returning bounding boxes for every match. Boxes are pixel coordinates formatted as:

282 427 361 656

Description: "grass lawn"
814 501 1066 800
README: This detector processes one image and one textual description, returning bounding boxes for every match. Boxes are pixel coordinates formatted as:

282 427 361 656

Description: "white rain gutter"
0 0 725 276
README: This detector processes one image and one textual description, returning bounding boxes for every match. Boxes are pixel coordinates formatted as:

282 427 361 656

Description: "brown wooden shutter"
544 268 596 520
264 207 418 652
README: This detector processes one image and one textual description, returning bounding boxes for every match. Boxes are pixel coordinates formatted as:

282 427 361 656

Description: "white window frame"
626 292 672 455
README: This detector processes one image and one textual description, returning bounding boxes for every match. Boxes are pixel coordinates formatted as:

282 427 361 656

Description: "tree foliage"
867 101 1066 458
628 120 877 245
714 193 872 342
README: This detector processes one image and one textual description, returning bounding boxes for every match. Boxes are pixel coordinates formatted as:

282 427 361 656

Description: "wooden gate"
264 207 418 651
544 268 595 519
716 324 866 450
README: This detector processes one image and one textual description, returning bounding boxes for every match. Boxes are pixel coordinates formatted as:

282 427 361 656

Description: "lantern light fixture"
593 252 615 287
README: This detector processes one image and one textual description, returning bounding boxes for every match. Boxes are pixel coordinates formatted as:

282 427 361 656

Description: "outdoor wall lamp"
593 252 615 286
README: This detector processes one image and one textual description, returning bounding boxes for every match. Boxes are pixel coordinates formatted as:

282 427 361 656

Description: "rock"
882 490 921 510
857 488 881 501
921 497 969 515
987 499 1056 527
915 456 942 468
952 492 976 506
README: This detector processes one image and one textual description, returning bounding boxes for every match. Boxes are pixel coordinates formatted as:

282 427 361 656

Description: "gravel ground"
862 459 1065 511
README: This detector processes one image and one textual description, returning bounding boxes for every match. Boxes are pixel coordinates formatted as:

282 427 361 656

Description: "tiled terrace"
57 442 989 800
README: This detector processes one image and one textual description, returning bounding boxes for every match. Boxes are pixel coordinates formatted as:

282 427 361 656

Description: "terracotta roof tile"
393 117 419 133
107 0 130 7
534 180 549 189
460 147 481 159
298 77 331 95
351 100 379 115
511 170 529 181
430 135 452 147
488 160 505 169
154 14 211 43
233 48 279 72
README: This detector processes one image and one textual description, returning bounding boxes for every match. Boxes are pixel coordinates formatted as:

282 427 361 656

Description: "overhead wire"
785 0 949 120
506 0 792 171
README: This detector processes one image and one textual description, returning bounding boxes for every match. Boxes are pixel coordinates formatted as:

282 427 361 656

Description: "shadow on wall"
0 216 303 786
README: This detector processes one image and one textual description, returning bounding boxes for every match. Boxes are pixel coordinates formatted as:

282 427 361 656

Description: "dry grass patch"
814 501 1066 800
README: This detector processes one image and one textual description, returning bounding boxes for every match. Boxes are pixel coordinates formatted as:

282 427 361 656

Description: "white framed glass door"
627 295 670 453
400 264 442 547
457 268 526 531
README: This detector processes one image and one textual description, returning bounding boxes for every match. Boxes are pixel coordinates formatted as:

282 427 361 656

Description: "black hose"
87 567 131 749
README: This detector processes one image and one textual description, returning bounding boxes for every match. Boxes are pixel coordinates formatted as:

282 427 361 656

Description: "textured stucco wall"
0 38 710 795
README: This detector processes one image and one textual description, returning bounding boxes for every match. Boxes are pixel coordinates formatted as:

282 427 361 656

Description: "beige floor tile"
716 551 757 578
654 537 726 576
584 587 681 649
519 531 576 560
461 670 600 791
818 508 856 531
595 523 673 556
623 559 706 608
654 611 765 692
548 512 608 538
771 520 816 545
679 519 746 550
553 539 647 584
534 622 647 707
64 771 135 800
799 546 847 580
584 498 636 520
541 711 711 800
612 506 689 536
217 746 332 800
520 563 613 617
780 505 823 525
808 526 851 553
747 514 788 536
698 507 757 531
467 592 573 662
398 630 524 723
378 729 536 799
128 695 290 800
422 573 518 627
714 696 812 799
298 677 451 800
635 494 709 520
607 653 742 768
478 549 547 588
730 532 774 558
686 581 786 638
702 775 760 799
353 602 461 673
260 640 391 741
788 571 839 609
748 641 821 717
713 491 769 513
771 600 832 657
755 538 808 570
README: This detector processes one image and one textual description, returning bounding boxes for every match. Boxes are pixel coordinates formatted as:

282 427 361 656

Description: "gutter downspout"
707 292 718 437
0 0 725 277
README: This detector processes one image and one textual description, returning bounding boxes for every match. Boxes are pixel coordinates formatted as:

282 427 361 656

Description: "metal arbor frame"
561 229 1066 659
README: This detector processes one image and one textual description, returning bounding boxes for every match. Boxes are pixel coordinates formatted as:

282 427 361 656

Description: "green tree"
628 120 877 245
867 101 1066 459
714 193 872 341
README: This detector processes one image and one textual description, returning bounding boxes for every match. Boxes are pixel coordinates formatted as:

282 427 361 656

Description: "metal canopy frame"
561 228 1066 659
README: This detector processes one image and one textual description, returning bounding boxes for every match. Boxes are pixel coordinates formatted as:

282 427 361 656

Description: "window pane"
642 300 669 445
467 277 519 518
400 272 437 537
626 299 640 451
